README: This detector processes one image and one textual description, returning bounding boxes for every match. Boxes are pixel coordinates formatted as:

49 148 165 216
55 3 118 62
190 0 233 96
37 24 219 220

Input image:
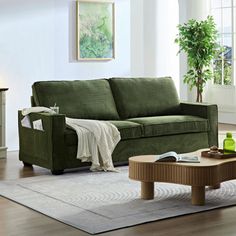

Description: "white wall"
0 0 55 151
54 0 130 79
206 85 236 124
0 0 131 151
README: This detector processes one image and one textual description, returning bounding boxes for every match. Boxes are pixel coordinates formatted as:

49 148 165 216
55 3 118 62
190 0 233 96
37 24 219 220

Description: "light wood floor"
1 123 236 236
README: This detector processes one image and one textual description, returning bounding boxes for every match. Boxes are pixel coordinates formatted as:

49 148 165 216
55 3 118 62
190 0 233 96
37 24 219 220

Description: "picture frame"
76 0 115 61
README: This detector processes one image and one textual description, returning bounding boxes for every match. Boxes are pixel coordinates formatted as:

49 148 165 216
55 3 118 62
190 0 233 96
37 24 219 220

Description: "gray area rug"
1 166 236 234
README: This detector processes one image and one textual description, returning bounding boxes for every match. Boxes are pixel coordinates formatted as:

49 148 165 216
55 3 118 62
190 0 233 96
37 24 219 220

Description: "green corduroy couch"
18 77 218 174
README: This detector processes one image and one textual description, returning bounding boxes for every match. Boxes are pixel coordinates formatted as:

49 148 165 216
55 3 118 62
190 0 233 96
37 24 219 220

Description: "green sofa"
18 77 218 174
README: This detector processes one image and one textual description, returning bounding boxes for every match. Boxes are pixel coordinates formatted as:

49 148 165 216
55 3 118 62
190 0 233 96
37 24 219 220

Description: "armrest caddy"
180 102 218 147
18 111 66 174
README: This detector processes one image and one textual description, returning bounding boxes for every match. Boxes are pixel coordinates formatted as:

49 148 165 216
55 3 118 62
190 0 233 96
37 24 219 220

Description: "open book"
155 151 200 163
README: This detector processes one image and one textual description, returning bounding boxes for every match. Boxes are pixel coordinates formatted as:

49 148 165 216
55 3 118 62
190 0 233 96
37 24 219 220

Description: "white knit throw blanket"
66 118 121 172
22 107 56 116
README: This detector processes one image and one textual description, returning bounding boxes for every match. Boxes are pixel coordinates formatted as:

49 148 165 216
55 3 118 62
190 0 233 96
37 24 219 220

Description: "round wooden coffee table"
129 151 236 205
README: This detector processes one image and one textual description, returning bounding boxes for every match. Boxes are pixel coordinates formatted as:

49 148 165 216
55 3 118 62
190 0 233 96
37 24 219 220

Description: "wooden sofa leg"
51 170 64 175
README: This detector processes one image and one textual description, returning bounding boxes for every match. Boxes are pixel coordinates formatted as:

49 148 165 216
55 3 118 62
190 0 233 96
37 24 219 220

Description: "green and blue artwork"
77 1 114 60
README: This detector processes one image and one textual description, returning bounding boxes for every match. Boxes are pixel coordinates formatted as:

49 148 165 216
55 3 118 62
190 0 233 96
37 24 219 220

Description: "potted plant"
175 16 220 102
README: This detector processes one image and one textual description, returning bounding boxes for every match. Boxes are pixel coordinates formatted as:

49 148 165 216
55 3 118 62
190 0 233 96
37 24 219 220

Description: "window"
211 0 236 85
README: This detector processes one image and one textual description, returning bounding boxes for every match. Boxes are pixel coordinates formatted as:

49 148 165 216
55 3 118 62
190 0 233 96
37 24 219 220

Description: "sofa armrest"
180 102 218 147
18 111 66 172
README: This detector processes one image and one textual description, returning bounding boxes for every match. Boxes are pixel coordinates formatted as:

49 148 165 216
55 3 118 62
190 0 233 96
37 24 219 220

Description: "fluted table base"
129 152 236 206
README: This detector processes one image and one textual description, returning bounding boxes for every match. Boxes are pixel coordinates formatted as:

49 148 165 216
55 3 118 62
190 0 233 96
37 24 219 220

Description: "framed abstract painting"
76 0 115 60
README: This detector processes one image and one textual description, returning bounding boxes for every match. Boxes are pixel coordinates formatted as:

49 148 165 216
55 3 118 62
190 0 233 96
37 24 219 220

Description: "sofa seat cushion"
109 77 181 119
128 115 209 138
32 79 119 120
108 120 142 140
65 120 142 146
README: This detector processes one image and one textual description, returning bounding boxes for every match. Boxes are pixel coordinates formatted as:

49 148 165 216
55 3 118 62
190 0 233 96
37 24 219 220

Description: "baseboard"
219 112 236 125
0 146 7 159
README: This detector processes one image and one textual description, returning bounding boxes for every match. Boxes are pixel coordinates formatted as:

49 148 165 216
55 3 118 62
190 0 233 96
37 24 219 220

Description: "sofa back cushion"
32 79 119 120
109 77 180 119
